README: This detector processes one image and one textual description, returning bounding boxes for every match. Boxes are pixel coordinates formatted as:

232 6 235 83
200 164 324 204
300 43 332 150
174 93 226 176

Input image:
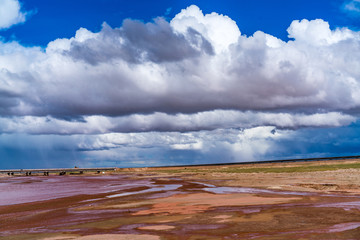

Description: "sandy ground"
1 159 360 239
141 159 360 194
187 168 360 194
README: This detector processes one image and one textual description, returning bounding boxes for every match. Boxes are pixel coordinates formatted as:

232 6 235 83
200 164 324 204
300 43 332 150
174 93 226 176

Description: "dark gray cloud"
66 18 213 65
0 89 19 110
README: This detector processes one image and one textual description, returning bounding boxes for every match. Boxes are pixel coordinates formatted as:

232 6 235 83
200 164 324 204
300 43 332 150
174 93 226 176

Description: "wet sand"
1 160 360 239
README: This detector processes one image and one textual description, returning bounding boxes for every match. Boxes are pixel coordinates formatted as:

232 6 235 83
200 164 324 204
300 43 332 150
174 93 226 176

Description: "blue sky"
1 0 360 169
2 0 357 46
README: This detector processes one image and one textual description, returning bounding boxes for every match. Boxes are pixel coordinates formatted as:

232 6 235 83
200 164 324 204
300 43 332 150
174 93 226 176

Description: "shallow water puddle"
316 201 360 211
191 181 217 188
201 185 342 197
0 175 150 205
326 222 360 233
2 174 360 239
107 184 182 198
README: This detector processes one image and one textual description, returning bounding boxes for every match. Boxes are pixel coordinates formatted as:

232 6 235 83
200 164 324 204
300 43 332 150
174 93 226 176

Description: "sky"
1 0 360 169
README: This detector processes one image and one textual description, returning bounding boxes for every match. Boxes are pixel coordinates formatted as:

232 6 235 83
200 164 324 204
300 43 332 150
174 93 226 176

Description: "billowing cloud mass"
2 5 360 123
1 5 360 167
0 0 27 29
0 111 355 135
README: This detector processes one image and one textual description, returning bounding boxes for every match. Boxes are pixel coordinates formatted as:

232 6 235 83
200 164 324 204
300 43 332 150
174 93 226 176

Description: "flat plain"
1 159 360 239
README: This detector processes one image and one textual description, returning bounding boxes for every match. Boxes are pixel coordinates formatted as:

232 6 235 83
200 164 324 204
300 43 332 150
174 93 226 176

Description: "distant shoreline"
2 154 360 173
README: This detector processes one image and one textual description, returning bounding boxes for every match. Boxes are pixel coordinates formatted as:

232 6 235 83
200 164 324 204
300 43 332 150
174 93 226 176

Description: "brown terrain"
1 159 360 239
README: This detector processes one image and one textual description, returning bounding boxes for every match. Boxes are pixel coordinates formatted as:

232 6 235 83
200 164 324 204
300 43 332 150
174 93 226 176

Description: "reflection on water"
326 222 360 233
0 175 149 205
191 182 217 188
316 201 360 211
202 186 313 196
107 184 182 198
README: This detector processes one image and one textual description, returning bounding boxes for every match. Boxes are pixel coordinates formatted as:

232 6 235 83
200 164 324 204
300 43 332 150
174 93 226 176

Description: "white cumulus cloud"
0 5 360 136
0 0 27 29
170 5 240 53
287 19 355 45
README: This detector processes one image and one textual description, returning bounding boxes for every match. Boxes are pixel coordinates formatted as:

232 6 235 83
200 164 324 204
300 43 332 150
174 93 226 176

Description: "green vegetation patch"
148 162 360 174
217 162 360 173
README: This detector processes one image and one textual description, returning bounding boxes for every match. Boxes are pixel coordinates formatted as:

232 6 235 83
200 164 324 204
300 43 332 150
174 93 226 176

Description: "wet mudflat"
1 166 360 239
